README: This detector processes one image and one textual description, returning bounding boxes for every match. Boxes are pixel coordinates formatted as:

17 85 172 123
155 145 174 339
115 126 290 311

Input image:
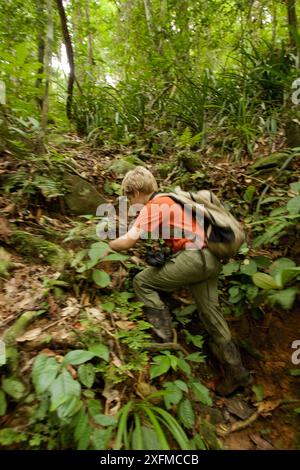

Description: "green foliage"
150 351 193 379
252 258 300 310
221 251 299 316
251 181 300 247
113 399 196 450
2 377 25 400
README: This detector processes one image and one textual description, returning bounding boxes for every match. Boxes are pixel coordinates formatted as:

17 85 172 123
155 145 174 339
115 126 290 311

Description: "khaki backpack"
157 187 245 260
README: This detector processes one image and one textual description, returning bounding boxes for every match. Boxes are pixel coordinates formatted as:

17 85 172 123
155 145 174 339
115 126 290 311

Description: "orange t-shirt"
132 196 205 252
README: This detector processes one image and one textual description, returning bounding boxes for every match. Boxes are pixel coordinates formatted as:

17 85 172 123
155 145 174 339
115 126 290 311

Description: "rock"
225 397 254 420
177 151 202 172
11 230 69 269
0 247 11 276
249 152 294 173
63 173 105 215
284 119 300 148
107 155 145 177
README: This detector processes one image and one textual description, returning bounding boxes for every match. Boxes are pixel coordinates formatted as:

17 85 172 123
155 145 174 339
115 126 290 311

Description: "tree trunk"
37 0 53 154
35 0 46 112
143 0 155 38
85 0 94 70
55 0 76 120
287 0 299 53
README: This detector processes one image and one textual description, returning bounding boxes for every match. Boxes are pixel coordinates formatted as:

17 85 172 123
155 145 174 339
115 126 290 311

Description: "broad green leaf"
101 302 115 313
92 428 113 450
163 383 183 409
50 369 81 411
2 377 25 400
294 408 300 414
63 350 95 365
287 195 300 214
229 285 243 303
222 261 240 276
290 182 300 194
57 395 81 420
140 425 161 450
246 285 259 301
0 390 7 416
92 269 111 287
190 381 212 406
174 380 189 392
93 413 118 426
88 242 109 264
269 258 296 278
74 408 89 444
177 358 191 376
78 363 95 388
184 331 204 348
252 272 280 290
229 286 240 297
252 384 264 402
102 253 129 261
178 399 195 429
32 355 60 394
150 356 171 379
252 256 272 268
274 267 300 288
268 288 298 310
186 352 205 363
87 398 102 416
243 185 256 203
88 343 109 362
240 259 257 275
289 369 300 376
169 354 178 371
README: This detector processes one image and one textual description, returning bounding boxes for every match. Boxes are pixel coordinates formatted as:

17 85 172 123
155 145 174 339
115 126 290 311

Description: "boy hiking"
109 166 251 396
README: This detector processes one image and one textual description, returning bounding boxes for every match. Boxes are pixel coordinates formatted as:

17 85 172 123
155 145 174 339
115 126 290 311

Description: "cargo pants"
133 248 232 344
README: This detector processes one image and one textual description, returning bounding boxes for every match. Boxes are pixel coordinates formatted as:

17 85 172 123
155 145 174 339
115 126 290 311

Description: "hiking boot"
143 306 173 343
216 363 252 396
209 339 251 396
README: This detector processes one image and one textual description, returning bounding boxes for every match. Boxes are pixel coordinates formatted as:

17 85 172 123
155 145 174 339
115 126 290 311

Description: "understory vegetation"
0 0 300 451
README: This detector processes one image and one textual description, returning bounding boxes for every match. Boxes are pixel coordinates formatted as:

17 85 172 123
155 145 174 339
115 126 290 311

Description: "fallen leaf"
40 348 56 357
0 216 12 241
61 297 81 317
2 203 15 214
256 399 282 415
226 398 254 420
85 307 105 322
111 352 122 368
115 320 135 330
16 327 42 342
249 434 274 450
103 385 121 415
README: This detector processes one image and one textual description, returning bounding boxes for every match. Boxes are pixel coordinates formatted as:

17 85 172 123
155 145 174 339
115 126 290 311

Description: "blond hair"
121 166 158 196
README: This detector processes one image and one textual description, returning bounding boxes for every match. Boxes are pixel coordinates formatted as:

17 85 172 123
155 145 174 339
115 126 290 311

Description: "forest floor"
0 134 299 450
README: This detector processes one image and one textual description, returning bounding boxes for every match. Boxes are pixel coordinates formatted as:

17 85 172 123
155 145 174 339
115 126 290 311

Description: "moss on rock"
11 230 69 269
